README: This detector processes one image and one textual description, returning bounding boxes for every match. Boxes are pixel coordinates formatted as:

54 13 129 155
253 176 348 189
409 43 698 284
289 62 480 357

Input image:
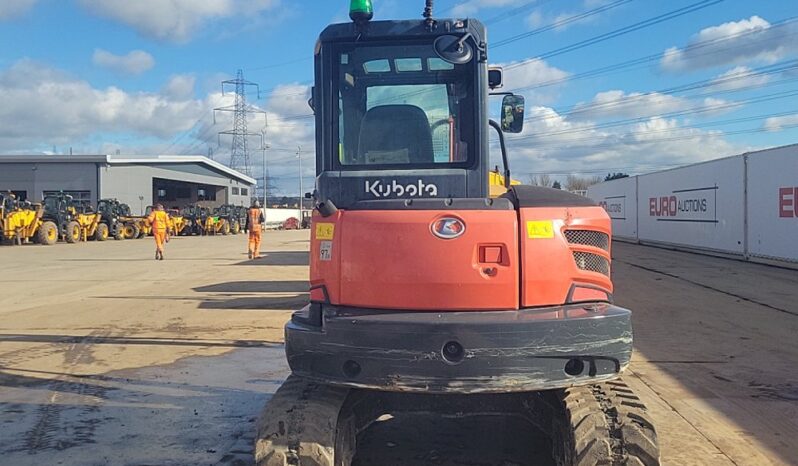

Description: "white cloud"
709 65 771 91
570 91 686 120
0 0 37 20
764 114 798 132
92 49 156 75
162 74 197 100
451 0 524 17
0 60 210 150
261 84 316 188
525 10 544 28
77 0 280 43
495 58 570 104
568 90 737 121
500 108 742 180
661 16 797 72
0 60 312 194
181 83 313 194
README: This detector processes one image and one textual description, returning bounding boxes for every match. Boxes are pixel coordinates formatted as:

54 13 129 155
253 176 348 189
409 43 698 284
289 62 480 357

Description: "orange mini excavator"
256 2 659 465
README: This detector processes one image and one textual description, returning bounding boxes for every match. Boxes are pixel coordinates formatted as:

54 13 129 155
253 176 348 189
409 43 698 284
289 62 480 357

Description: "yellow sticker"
527 220 555 239
315 223 335 240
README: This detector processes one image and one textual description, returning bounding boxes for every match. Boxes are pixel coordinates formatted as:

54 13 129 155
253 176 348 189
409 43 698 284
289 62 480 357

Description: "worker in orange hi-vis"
246 200 265 259
147 204 170 261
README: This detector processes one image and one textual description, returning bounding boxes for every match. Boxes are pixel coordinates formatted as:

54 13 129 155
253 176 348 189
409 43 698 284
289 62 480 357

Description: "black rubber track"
553 380 660 466
255 377 659 466
255 375 352 466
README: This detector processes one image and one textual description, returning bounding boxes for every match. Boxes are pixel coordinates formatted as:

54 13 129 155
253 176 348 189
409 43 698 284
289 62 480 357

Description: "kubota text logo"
431 217 466 239
365 180 439 198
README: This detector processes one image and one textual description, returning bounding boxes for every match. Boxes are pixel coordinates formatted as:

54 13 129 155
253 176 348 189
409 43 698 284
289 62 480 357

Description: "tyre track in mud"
22 329 113 454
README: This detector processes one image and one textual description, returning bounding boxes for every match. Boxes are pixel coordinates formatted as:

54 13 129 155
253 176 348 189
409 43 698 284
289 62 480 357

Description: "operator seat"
358 104 434 165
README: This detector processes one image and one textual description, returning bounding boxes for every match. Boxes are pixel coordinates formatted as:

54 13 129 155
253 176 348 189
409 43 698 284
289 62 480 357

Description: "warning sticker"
315 223 335 240
527 221 555 239
319 241 333 261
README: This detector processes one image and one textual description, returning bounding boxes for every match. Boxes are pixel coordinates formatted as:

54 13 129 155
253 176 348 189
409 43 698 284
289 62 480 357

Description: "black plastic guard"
285 303 632 394
501 185 597 208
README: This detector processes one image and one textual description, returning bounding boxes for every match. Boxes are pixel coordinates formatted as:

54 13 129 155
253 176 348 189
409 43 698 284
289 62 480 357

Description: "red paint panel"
519 206 613 308
309 211 343 304
336 210 519 310
309 287 327 302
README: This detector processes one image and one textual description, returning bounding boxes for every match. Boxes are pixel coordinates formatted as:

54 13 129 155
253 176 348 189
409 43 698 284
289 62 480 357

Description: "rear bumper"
285 303 632 394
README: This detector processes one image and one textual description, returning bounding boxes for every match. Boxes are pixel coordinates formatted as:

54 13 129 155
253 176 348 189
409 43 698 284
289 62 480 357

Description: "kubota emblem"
431 217 465 239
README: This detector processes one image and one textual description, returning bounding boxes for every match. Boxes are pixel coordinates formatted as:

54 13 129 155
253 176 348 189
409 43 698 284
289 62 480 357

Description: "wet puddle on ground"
1 347 553 466
0 347 288 466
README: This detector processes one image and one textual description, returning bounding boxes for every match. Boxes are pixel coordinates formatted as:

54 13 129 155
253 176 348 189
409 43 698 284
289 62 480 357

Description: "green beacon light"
349 0 374 23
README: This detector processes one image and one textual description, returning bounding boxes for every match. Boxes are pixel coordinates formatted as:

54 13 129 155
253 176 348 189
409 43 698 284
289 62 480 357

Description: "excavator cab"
257 3 658 465
313 19 497 207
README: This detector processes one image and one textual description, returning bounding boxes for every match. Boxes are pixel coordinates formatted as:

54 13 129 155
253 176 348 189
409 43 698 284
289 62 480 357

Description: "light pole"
261 128 269 207
297 145 303 224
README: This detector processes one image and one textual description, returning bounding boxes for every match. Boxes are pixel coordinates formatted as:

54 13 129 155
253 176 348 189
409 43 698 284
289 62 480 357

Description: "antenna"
424 0 436 30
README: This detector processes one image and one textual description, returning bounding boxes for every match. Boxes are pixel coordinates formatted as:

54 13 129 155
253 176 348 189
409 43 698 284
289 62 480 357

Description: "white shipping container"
746 144 798 263
636 156 746 255
587 177 638 241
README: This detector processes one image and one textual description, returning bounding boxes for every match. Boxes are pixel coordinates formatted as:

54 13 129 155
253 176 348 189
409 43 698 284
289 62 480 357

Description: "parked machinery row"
179 204 247 237
1 192 94 245
1 193 247 246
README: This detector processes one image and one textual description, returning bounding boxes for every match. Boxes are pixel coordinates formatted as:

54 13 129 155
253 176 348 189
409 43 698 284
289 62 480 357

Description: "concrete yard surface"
0 233 298 465
0 232 797 465
612 243 798 466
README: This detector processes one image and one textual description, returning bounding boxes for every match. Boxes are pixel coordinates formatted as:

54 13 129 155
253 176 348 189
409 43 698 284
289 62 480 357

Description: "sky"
0 0 796 194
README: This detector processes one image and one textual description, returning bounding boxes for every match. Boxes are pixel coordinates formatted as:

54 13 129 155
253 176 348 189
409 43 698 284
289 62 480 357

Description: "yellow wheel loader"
203 215 230 235
39 193 82 245
96 199 129 241
214 204 245 235
71 203 103 242
120 205 154 239
0 193 43 245
167 209 187 236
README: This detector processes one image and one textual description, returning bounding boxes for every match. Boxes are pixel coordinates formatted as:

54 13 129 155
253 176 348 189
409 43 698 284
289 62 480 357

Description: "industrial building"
0 154 256 215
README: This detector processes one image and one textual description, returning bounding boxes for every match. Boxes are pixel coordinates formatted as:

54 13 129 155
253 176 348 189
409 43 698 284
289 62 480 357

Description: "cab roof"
319 18 486 44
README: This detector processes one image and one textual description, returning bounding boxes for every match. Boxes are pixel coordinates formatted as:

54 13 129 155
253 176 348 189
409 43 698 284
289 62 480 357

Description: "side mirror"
501 94 525 134
488 68 503 89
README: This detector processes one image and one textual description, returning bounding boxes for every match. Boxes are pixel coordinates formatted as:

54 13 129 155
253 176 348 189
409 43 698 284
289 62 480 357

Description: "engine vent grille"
564 230 610 251
573 251 610 276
